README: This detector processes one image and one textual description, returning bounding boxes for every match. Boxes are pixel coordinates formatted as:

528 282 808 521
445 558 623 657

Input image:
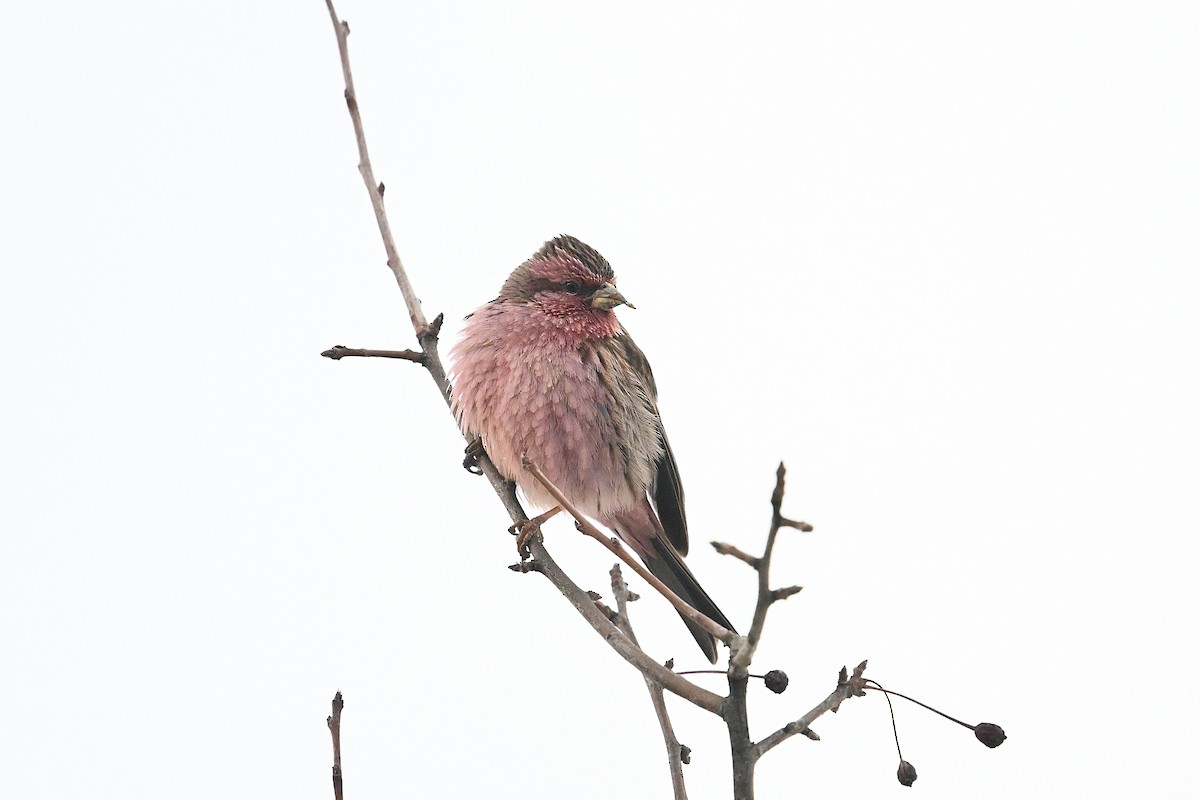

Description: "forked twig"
714 462 813 673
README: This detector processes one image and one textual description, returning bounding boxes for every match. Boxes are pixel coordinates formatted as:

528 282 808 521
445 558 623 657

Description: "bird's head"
499 235 635 320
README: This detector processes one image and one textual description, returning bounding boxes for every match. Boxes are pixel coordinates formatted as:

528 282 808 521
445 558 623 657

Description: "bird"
448 234 735 662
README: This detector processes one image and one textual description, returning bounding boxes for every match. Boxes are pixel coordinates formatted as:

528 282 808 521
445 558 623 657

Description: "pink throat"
524 293 623 341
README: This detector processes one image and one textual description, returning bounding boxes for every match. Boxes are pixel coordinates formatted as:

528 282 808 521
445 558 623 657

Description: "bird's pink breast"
449 302 654 521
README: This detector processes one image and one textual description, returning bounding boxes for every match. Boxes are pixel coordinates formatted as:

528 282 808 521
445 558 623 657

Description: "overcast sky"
3 2 1197 798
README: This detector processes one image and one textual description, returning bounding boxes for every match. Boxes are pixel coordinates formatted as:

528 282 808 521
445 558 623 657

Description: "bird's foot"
510 505 562 558
462 438 485 474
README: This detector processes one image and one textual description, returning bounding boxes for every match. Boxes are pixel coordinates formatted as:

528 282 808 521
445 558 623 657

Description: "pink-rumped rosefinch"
449 235 735 662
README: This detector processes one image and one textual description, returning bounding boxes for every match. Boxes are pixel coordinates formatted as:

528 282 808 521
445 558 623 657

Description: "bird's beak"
591 284 636 311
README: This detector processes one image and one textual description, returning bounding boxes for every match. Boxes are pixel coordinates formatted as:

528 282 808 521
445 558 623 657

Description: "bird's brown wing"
652 426 689 556
615 329 689 556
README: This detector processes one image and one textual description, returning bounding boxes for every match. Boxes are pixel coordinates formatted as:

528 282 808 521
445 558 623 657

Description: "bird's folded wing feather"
614 328 689 556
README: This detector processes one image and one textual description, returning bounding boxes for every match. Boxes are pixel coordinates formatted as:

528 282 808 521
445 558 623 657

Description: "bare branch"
326 691 344 800
611 565 690 800
321 345 425 363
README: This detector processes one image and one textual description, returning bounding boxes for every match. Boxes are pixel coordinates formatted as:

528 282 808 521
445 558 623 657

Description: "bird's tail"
640 538 737 664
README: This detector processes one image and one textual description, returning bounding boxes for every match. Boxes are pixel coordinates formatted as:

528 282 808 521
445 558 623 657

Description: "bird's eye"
564 281 582 294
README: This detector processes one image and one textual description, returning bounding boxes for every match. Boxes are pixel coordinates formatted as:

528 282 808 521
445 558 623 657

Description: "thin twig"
323 0 426 335
710 541 760 568
611 565 689 800
321 345 425 363
327 692 344 800
522 457 734 646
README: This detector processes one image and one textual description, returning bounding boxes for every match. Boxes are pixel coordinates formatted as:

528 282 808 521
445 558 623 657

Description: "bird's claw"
509 505 562 559
511 518 542 560
462 438 484 475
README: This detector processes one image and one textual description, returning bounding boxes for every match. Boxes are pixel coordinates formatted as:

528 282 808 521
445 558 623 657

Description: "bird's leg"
462 437 485 474
510 506 562 558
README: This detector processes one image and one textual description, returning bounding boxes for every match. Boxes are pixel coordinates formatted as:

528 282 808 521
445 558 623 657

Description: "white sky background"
2 1 1197 797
